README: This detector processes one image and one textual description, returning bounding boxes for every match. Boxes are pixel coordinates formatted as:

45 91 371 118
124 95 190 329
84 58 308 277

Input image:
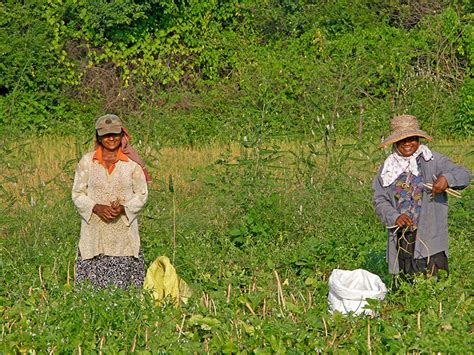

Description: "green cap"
95 114 123 136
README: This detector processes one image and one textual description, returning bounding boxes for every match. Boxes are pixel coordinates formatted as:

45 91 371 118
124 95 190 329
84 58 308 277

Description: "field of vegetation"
1 0 473 140
1 0 473 352
1 136 472 352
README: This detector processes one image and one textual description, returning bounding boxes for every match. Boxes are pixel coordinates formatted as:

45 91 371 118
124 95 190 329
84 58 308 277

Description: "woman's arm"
436 153 472 190
122 162 148 226
71 154 96 223
372 171 400 227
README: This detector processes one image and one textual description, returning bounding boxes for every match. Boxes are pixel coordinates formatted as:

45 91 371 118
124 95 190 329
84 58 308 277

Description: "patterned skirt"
75 249 146 289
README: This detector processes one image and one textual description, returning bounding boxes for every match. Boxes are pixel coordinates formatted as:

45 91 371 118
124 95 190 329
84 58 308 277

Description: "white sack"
328 269 387 316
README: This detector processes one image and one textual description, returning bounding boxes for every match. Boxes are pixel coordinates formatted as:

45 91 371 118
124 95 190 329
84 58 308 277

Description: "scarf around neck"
380 144 433 187
121 127 151 184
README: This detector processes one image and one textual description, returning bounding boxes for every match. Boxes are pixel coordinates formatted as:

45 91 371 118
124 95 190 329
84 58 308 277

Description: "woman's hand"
110 200 125 218
395 213 413 228
93 202 124 222
93 204 117 222
431 175 448 196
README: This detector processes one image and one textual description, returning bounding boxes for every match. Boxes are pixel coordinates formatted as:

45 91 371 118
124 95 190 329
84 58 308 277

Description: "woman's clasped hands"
93 200 125 222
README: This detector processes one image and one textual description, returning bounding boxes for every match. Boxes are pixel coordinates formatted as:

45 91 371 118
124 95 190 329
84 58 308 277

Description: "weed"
1 136 472 352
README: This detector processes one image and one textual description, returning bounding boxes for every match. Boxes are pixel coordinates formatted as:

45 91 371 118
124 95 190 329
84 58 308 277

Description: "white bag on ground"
328 269 387 316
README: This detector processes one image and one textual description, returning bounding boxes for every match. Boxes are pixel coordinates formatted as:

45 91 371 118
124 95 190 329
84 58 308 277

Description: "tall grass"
2 136 471 205
1 136 472 352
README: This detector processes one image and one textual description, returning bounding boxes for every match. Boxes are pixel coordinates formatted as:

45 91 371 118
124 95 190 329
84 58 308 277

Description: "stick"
177 314 186 339
417 237 431 266
172 192 177 262
145 325 150 349
39 265 44 289
367 320 372 355
39 265 48 302
169 175 177 263
329 331 337 347
358 104 365 141
322 316 328 337
99 335 105 354
202 292 209 308
245 302 255 315
424 183 462 198
273 270 286 311
423 183 462 198
211 298 217 316
387 225 400 234
393 226 410 274
226 284 231 304
67 260 71 286
130 335 137 353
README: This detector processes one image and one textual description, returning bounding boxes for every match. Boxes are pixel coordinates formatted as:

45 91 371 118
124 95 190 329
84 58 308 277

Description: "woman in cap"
372 115 471 278
72 114 151 289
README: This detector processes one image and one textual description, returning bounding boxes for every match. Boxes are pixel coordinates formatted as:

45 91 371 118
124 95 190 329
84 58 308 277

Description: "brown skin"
395 136 420 158
93 132 126 222
394 136 449 228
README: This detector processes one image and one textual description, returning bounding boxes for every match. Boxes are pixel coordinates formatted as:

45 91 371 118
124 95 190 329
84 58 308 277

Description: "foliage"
1 136 472 352
44 0 243 87
0 0 472 139
452 76 474 135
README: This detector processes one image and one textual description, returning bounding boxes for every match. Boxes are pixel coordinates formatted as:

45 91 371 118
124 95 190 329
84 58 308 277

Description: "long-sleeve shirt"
372 151 471 274
72 151 148 260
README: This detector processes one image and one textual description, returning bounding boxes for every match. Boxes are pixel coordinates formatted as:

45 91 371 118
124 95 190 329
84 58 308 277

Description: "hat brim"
379 129 432 148
97 126 122 136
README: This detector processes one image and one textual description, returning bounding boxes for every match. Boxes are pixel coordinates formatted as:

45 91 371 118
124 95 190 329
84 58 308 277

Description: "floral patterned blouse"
392 170 424 231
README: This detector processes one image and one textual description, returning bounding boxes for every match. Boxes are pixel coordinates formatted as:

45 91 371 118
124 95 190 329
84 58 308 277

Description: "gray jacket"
372 151 471 274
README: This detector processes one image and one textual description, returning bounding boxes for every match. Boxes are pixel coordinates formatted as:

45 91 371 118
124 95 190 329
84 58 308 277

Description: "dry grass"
1 137 472 208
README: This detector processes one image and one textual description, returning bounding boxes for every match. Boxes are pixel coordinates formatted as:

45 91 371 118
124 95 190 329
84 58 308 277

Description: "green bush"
0 0 471 139
2 138 472 352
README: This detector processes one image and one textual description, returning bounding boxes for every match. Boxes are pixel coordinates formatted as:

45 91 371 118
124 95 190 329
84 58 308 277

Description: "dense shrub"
0 0 471 139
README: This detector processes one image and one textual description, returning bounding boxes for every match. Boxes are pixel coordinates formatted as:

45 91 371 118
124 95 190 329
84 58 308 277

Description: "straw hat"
379 114 432 148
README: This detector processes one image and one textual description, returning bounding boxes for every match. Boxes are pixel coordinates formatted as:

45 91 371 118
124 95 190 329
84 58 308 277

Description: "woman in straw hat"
72 114 151 289
372 115 471 278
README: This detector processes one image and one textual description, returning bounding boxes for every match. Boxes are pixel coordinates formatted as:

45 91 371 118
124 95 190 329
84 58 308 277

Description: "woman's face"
395 136 420 157
99 133 122 151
